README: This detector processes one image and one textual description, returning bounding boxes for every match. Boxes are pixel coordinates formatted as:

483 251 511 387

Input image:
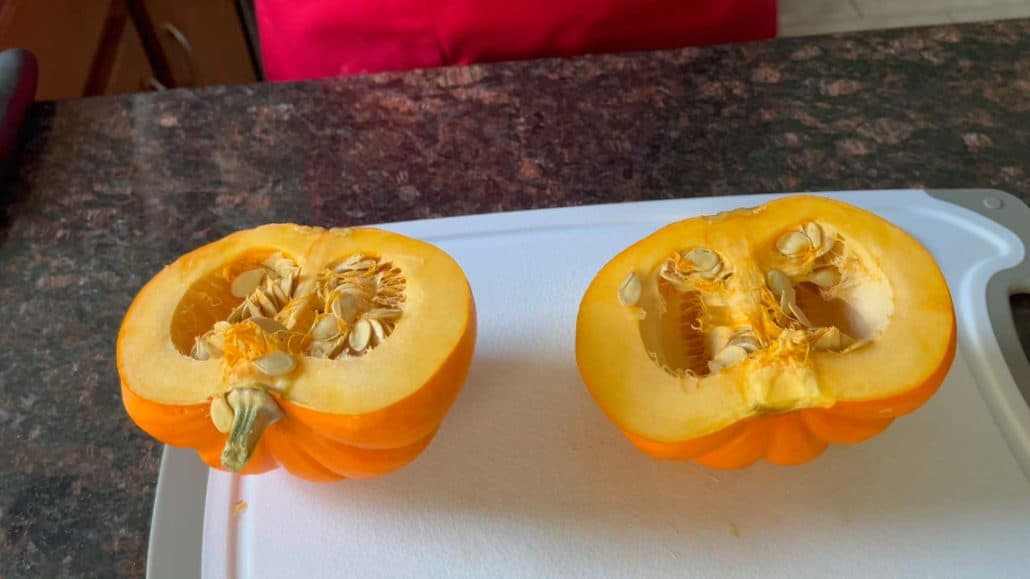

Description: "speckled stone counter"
1 19 1027 578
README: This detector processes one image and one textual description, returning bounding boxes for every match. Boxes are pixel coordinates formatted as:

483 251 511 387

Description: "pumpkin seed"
776 230 812 257
252 352 296 376
349 319 372 352
708 344 748 373
254 290 279 317
263 378 290 394
279 275 294 298
684 247 721 274
813 327 848 350
815 224 837 257
309 335 345 358
804 222 823 249
268 277 289 306
366 308 402 320
250 316 286 334
335 255 376 271
274 259 298 279
699 264 725 280
244 299 261 319
308 342 328 358
766 269 791 296
262 253 284 269
311 315 341 341
841 339 871 353
776 287 803 325
331 292 362 323
276 294 313 330
337 285 368 297
806 267 841 288
333 255 365 272
210 395 234 433
618 273 642 307
232 269 266 298
707 326 734 356
784 294 812 327
658 260 685 284
768 269 812 326
191 338 210 360
729 329 760 353
205 330 225 356
368 318 386 344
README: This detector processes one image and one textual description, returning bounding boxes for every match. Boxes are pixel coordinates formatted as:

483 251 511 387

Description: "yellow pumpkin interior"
118 224 474 415
576 195 954 444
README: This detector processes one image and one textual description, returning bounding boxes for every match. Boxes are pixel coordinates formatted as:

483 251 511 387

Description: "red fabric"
257 0 777 81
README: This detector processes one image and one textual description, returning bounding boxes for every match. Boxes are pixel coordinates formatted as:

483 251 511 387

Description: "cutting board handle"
929 189 1030 411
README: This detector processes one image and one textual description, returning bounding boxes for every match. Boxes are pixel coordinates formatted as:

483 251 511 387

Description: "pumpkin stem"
221 387 282 472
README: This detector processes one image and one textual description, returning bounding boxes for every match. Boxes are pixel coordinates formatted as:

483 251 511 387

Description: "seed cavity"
637 223 885 382
191 253 407 367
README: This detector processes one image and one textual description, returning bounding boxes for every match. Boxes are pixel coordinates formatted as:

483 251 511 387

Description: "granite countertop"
1 18 1027 578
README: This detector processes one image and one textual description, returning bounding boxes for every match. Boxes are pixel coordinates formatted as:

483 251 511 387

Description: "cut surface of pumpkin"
117 224 476 481
576 195 955 468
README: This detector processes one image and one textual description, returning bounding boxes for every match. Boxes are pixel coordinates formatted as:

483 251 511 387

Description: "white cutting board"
179 190 1030 579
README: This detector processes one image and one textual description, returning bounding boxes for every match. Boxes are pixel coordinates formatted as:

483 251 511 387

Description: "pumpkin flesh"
576 196 955 467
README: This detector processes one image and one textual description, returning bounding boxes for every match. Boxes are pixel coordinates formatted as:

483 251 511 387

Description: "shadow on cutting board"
279 348 1026 547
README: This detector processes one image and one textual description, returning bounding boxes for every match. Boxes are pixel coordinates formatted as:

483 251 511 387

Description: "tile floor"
779 0 1030 36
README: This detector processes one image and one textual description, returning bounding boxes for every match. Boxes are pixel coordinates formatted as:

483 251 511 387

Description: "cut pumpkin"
117 224 476 481
576 195 955 468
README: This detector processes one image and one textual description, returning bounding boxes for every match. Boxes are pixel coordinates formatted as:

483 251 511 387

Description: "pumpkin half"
576 195 955 468
117 224 476 481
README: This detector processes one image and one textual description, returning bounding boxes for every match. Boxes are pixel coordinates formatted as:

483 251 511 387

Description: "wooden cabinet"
0 0 113 100
138 0 256 88
0 0 258 101
101 11 156 95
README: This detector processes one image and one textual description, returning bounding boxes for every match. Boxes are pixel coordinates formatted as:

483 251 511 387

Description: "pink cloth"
257 0 777 81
